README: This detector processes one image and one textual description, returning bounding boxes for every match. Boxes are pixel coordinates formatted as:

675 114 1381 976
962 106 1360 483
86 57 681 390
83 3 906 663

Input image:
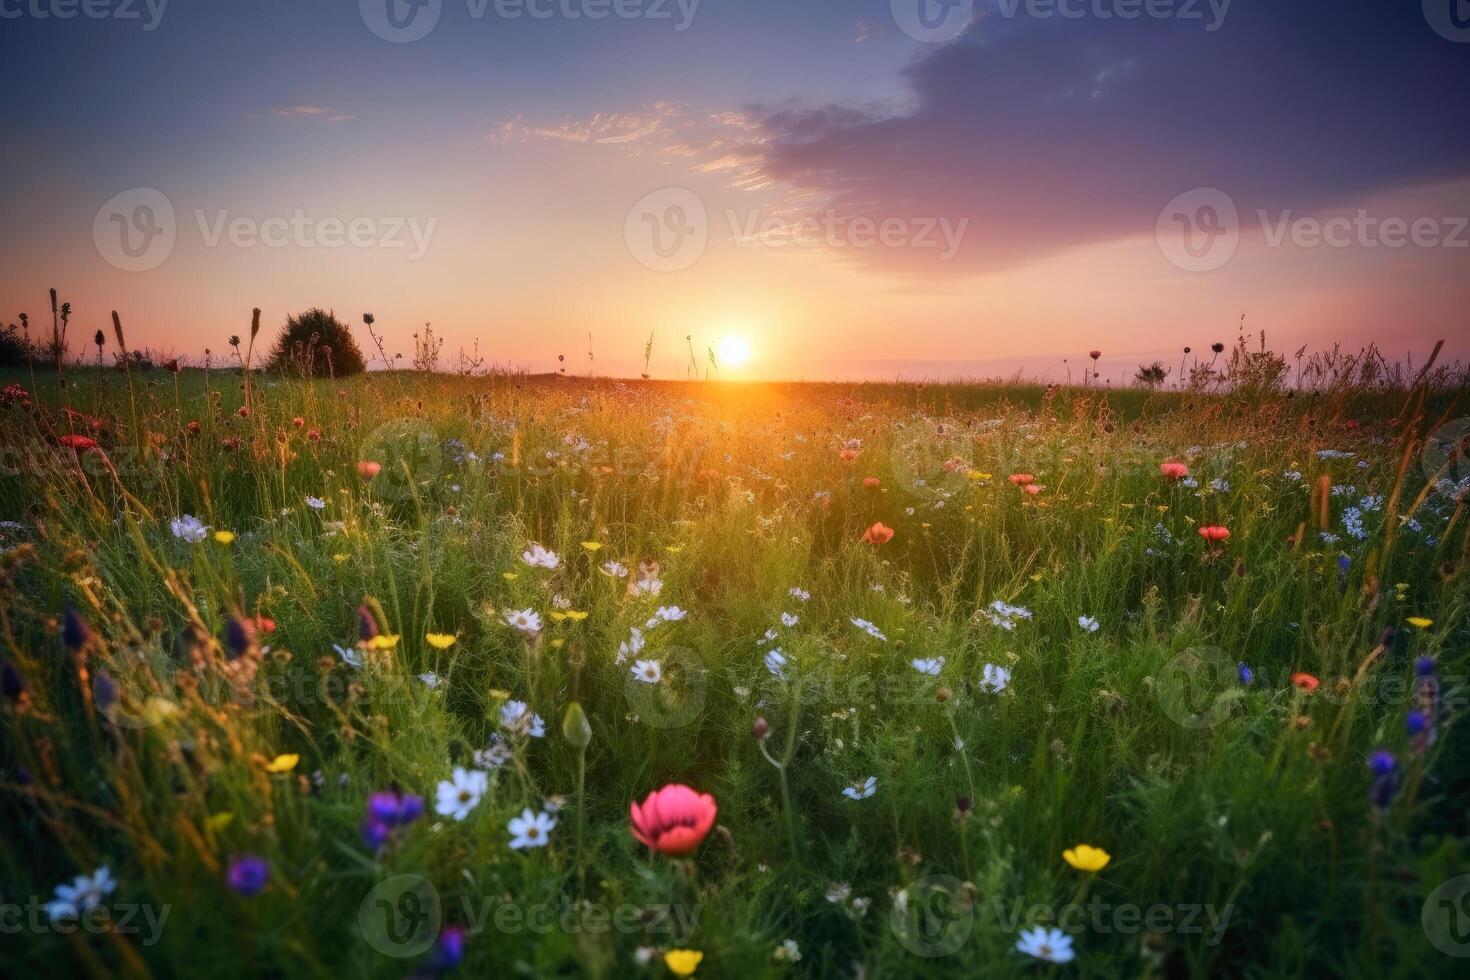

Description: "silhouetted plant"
265 308 366 378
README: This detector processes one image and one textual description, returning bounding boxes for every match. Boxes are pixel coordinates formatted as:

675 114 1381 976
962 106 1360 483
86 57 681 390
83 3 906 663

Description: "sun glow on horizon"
716 334 753 369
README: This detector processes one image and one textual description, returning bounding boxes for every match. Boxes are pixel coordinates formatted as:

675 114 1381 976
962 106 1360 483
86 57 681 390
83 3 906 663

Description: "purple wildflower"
227 854 271 897
1368 749 1397 813
432 925 468 970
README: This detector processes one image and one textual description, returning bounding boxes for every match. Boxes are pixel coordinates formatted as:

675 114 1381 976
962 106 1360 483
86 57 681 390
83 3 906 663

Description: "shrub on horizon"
265 308 367 378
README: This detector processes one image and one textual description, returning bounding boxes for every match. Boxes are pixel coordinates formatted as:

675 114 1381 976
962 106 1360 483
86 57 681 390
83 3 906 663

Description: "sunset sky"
1 0 1467 380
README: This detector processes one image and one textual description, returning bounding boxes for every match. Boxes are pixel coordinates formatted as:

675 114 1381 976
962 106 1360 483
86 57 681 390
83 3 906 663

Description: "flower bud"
562 701 592 749
751 716 770 741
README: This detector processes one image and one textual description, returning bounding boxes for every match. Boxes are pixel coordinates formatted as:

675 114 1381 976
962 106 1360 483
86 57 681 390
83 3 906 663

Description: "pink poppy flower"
630 784 718 857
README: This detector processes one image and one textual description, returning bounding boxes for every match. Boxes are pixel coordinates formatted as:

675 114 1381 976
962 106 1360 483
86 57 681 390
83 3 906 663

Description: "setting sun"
716 335 752 369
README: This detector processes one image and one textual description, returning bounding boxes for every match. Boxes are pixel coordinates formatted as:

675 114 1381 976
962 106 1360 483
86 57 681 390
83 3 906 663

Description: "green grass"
0 365 1466 978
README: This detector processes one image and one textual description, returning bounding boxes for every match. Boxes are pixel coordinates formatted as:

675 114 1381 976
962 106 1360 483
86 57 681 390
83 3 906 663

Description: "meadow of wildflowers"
0 354 1467 978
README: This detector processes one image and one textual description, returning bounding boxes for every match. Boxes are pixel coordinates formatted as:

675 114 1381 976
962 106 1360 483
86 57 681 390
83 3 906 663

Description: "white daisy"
521 543 560 569
435 767 488 821
507 807 557 849
631 659 663 684
46 866 117 922
616 627 645 665
169 515 208 543
499 699 546 738
979 663 1011 693
984 600 1033 631
628 576 663 598
504 608 542 634
1015 926 1074 963
472 736 513 770
911 657 944 676
842 776 877 800
764 648 788 680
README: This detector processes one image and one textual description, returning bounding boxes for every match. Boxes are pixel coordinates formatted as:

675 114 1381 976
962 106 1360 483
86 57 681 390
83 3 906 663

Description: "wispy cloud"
270 105 354 122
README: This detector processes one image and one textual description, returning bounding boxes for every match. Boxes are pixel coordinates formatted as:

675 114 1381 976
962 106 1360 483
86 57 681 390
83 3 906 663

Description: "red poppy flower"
292 417 305 429
357 461 382 479
862 521 895 544
1160 461 1189 480
839 448 859 462
1008 473 1035 485
1022 483 1041 496
58 434 99 452
1198 525 1231 543
1291 672 1319 692
862 477 880 489
630 783 718 857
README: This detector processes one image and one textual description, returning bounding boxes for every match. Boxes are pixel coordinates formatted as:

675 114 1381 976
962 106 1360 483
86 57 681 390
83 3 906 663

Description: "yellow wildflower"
264 754 299 774
1063 844 1111 872
663 949 703 977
